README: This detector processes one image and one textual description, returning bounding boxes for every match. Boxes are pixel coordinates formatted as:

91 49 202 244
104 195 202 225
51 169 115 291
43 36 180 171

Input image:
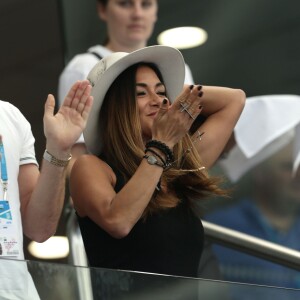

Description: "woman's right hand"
151 84 203 149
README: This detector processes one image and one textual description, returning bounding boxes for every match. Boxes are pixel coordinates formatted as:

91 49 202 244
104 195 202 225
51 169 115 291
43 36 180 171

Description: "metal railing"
203 220 300 271
66 212 93 300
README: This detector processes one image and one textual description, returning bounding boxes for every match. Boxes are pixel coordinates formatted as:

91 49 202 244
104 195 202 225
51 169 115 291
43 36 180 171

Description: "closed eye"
136 91 146 96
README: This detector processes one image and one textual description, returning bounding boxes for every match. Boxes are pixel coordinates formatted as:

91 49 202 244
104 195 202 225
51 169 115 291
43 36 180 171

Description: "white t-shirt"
58 45 195 143
0 100 40 299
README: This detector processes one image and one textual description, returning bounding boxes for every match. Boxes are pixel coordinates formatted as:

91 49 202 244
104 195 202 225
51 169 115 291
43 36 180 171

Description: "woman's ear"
97 2 107 21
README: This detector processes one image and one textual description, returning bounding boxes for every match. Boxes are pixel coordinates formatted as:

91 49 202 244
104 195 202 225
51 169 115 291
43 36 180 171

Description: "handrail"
66 211 93 300
203 220 300 271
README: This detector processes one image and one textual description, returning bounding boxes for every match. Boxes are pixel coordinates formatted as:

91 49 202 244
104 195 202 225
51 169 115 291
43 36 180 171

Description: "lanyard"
0 135 8 200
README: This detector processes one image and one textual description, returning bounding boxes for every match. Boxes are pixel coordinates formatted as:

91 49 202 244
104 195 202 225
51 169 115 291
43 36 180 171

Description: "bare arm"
71 155 164 239
67 143 88 178
20 80 93 242
190 85 246 168
19 163 67 242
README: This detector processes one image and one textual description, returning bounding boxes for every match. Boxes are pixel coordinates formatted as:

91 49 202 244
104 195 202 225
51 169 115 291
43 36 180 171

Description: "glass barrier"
66 213 300 297
1 258 300 300
207 242 300 292
201 139 300 294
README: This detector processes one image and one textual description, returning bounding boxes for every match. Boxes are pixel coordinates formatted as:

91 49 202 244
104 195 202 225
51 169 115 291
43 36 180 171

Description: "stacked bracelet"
145 148 167 166
43 149 72 167
142 154 163 191
145 140 174 167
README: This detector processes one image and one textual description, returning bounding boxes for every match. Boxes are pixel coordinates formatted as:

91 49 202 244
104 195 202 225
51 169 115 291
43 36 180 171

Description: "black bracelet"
145 140 174 164
145 148 167 166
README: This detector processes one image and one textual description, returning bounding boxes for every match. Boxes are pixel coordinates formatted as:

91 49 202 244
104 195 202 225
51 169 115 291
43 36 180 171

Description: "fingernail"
189 85 194 90
198 91 203 97
163 98 168 104
197 85 203 91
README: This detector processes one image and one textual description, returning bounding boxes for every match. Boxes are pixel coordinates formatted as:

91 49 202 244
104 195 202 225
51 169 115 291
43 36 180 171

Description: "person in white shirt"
0 80 93 299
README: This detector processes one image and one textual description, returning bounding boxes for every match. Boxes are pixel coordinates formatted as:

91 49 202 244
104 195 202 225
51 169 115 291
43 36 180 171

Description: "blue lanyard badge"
0 137 8 182
0 137 18 258
0 135 12 223
0 136 8 200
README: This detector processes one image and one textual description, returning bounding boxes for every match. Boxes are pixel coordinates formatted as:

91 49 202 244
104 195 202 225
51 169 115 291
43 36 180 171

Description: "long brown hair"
99 63 227 216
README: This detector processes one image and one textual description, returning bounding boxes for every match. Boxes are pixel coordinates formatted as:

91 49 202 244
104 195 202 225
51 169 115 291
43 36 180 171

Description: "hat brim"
84 45 186 155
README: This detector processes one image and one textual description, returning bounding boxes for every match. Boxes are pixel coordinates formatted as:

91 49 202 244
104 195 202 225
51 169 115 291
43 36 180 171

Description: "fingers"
76 83 92 115
175 85 202 107
187 84 203 106
175 84 203 122
186 85 203 119
44 94 55 117
155 98 169 120
62 80 93 116
71 80 90 110
160 98 169 111
62 81 81 107
81 95 94 121
175 84 194 107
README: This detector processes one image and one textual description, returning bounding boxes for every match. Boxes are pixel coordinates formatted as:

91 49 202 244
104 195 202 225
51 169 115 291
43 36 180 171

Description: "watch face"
147 155 157 165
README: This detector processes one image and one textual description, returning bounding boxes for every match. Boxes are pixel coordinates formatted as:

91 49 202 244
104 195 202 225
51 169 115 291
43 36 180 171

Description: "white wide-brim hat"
84 45 185 155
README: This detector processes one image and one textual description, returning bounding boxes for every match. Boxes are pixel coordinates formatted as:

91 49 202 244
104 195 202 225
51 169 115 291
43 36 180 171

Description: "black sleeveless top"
77 165 204 278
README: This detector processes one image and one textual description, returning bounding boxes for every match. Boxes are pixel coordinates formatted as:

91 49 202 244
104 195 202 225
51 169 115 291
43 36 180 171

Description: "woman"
59 0 194 169
70 45 246 277
96 0 157 53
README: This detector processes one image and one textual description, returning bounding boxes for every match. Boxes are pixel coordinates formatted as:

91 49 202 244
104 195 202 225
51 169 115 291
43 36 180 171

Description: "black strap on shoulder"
88 51 103 60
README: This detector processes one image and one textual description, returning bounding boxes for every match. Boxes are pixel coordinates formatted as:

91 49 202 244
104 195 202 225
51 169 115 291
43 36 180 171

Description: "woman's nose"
149 94 161 106
132 3 144 18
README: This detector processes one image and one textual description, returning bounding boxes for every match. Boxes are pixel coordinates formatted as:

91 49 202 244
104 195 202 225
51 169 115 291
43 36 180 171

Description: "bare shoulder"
70 154 117 216
71 154 115 183
71 154 113 175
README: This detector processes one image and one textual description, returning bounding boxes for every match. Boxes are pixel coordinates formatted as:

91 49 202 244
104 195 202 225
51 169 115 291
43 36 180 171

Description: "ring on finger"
179 101 190 112
185 109 196 120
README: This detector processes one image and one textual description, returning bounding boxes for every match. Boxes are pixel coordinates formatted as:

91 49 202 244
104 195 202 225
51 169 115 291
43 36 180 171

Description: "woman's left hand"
172 84 203 121
43 80 93 157
152 84 203 148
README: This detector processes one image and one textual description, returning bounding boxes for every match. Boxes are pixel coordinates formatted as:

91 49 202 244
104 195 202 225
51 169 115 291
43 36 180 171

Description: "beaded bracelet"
145 140 174 165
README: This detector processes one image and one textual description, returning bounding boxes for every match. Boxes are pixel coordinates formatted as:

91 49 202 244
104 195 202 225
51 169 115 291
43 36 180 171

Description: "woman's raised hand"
43 80 93 157
152 85 203 149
